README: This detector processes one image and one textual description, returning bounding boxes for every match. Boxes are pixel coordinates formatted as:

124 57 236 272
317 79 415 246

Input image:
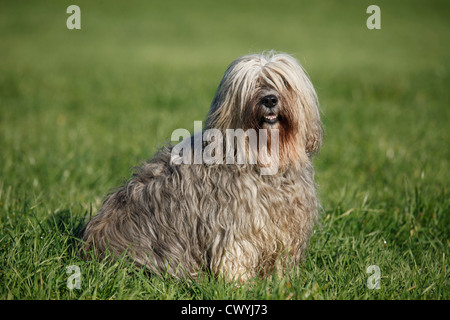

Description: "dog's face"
206 52 322 168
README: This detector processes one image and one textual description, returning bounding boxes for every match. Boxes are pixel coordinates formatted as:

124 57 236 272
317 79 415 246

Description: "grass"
0 0 449 300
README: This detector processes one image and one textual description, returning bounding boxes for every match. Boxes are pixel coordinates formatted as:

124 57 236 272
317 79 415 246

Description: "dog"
79 51 322 282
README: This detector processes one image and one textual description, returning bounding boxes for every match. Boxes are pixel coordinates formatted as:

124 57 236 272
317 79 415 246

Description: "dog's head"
206 51 322 168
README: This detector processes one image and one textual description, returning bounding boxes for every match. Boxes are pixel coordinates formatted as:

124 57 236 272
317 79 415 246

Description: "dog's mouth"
262 113 280 125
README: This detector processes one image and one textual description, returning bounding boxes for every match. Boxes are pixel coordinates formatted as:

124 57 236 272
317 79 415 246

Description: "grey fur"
79 52 322 281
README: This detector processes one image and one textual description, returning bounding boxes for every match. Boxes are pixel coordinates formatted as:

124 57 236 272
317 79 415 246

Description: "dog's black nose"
261 95 278 108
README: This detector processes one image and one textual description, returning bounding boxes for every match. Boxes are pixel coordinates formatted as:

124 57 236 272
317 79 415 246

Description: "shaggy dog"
79 51 322 282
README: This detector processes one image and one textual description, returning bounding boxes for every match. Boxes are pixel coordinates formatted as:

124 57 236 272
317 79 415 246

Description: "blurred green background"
1 0 448 206
0 0 448 299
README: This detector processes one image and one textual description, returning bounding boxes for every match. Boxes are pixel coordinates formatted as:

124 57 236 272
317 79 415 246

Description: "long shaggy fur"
79 51 322 281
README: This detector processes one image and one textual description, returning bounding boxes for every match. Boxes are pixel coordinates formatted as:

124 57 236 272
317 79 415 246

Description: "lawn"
0 0 448 300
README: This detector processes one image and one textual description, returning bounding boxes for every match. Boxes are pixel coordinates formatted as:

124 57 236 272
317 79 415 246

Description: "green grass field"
0 0 448 300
